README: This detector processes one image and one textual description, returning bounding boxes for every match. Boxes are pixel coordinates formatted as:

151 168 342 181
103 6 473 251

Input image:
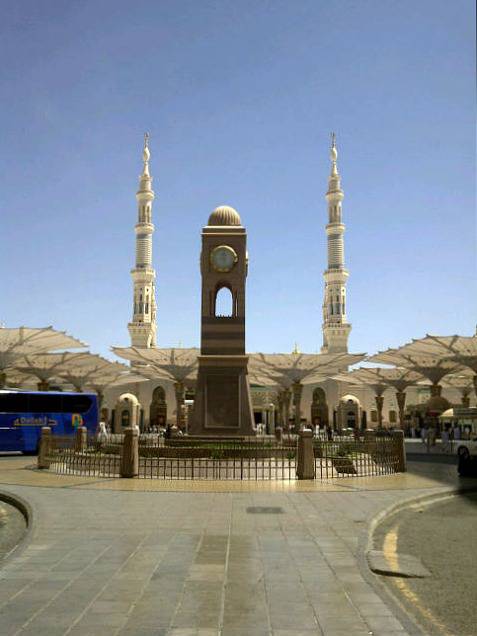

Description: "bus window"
0 393 26 413
57 395 93 414
0 393 93 414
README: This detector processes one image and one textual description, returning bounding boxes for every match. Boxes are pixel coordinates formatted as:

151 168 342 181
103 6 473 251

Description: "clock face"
210 245 238 272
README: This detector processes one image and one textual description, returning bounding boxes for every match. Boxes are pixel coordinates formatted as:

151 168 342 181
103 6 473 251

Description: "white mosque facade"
102 136 470 431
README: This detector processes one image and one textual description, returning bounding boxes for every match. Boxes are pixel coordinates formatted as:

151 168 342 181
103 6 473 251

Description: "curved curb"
0 489 33 564
365 485 477 554
357 485 477 636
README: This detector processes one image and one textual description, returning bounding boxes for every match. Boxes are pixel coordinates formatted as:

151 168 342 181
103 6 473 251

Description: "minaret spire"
142 132 150 176
127 133 157 348
321 133 351 353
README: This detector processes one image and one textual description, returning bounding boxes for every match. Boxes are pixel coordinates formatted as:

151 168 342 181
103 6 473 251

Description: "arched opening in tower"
215 286 234 317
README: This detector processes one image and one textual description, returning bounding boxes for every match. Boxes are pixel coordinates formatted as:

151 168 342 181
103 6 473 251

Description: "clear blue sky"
1 0 475 360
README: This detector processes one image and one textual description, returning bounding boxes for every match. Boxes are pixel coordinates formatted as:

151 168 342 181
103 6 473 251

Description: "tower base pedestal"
190 355 255 436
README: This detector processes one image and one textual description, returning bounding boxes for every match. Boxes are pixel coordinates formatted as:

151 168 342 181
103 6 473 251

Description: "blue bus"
0 390 99 453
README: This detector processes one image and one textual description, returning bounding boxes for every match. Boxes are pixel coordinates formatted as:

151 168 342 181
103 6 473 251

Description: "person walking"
441 427 449 453
421 425 427 447
427 426 436 452
96 420 109 448
448 424 454 453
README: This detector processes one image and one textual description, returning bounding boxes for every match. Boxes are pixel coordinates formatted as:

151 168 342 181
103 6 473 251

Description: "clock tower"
190 205 255 436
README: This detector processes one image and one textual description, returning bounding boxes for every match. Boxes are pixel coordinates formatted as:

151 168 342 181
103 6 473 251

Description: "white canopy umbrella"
383 334 477 398
2 370 39 390
369 341 467 418
14 352 92 391
0 326 87 388
369 347 463 387
441 372 475 407
58 354 117 392
253 351 366 430
112 347 199 428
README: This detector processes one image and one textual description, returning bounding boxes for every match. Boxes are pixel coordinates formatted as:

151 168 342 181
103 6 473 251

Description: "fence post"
296 429 315 479
274 427 283 443
37 426 52 469
392 430 406 472
120 427 139 478
74 426 88 452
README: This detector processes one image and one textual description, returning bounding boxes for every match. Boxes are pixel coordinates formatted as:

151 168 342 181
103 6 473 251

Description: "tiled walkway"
0 457 457 636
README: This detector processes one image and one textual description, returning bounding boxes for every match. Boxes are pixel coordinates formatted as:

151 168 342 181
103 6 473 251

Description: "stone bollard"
274 427 283 443
120 427 139 478
392 430 406 472
296 429 315 480
74 426 88 453
37 426 52 469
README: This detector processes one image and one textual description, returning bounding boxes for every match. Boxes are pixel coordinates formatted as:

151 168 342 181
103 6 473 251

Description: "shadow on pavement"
406 452 477 505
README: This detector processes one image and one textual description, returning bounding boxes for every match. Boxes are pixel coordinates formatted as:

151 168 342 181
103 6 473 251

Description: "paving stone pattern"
0 484 438 636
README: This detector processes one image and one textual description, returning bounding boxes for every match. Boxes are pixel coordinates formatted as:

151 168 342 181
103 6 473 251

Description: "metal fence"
47 437 122 477
313 435 402 479
45 431 403 481
139 437 296 480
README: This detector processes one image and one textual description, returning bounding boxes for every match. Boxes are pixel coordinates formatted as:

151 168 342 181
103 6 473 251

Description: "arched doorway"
149 385 167 429
311 387 329 429
337 395 361 430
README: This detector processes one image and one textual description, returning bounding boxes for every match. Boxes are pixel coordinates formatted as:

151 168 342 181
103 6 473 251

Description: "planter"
331 456 357 474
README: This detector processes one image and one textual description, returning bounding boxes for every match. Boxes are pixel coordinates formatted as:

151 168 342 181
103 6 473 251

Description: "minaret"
127 133 157 348
321 133 351 353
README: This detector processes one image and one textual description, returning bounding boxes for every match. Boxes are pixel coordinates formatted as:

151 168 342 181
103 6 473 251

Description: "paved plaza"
0 457 470 636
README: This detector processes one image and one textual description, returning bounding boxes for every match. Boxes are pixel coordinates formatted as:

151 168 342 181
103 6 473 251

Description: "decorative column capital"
430 384 442 397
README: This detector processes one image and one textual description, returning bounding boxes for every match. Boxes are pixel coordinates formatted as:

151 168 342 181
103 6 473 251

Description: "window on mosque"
389 410 397 423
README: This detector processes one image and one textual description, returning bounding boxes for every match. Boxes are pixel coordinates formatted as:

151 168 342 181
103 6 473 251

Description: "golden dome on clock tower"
207 205 242 226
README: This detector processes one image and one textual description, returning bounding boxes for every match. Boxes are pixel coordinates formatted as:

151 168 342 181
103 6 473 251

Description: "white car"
456 438 477 476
